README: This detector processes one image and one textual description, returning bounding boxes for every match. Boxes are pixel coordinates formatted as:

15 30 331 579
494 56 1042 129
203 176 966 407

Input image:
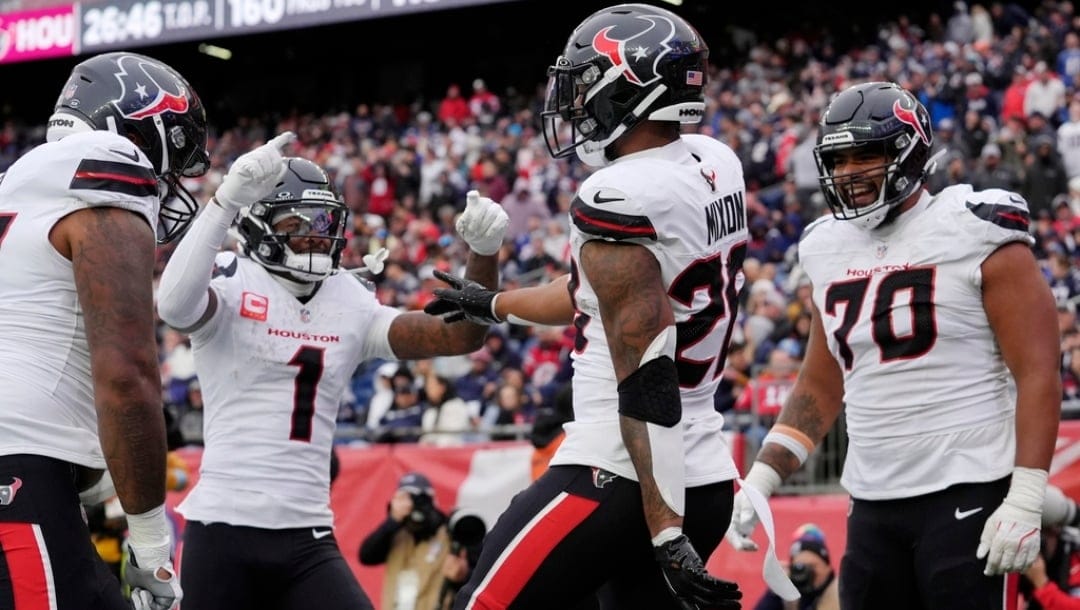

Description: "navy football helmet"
541 3 708 167
814 82 937 229
47 52 209 243
236 158 348 283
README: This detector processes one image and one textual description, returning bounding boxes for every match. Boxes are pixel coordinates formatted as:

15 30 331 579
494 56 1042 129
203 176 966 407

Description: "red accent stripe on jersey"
468 492 598 609
70 159 158 198
74 170 157 186
964 200 1031 232
570 196 657 241
0 522 54 610
1004 571 1019 610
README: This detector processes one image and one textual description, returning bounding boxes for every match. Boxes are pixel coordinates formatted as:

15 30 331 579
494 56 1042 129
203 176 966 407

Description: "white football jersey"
177 252 400 528
551 135 746 486
0 131 158 469
798 185 1034 500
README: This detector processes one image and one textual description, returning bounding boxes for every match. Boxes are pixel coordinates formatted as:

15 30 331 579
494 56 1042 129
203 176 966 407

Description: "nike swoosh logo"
312 528 333 539
110 148 141 163
592 192 624 204
954 507 984 520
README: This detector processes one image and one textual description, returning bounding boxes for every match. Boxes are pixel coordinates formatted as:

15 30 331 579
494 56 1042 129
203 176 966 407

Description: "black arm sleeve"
358 517 402 565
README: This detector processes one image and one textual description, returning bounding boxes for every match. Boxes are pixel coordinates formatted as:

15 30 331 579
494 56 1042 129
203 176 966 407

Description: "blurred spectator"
420 374 473 447
375 366 425 443
501 178 550 241
437 83 472 126
529 382 573 481
971 142 1021 191
1024 134 1070 218
359 472 451 610
468 79 500 127
1026 61 1067 125
454 348 499 406
1020 485 1080 608
482 382 528 441
753 523 838 610
1059 99 1080 179
364 361 399 434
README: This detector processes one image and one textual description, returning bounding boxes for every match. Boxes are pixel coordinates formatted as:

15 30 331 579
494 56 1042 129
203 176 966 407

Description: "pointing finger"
269 131 297 152
465 190 479 209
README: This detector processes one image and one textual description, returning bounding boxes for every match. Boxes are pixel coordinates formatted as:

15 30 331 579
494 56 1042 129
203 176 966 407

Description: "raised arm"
158 132 295 333
388 190 508 359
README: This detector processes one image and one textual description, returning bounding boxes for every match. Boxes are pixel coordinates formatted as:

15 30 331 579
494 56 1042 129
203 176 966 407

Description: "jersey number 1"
288 345 325 441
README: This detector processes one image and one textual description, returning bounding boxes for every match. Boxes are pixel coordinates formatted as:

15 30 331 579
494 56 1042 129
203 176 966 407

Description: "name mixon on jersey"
704 190 746 245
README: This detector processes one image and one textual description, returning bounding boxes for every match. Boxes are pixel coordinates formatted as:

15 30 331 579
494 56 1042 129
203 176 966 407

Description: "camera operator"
1022 485 1080 609
435 509 487 610
359 472 450 610
754 523 839 610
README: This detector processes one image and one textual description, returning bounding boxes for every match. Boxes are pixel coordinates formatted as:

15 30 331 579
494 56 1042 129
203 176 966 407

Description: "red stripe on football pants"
468 492 598 609
0 522 53 610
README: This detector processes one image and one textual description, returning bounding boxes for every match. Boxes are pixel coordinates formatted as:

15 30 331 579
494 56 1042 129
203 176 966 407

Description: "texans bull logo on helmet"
590 14 677 87
892 95 931 147
112 54 190 120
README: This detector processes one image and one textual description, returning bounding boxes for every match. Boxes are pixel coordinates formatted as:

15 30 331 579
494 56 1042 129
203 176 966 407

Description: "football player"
0 52 207 610
155 144 508 609
425 4 746 609
727 82 1062 609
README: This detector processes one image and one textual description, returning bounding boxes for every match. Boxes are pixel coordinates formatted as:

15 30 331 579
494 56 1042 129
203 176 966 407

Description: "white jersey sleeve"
553 135 745 486
0 131 158 469
798 185 1032 500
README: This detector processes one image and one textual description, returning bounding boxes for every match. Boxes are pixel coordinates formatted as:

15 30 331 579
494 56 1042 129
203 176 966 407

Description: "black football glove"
655 534 742 610
422 269 502 325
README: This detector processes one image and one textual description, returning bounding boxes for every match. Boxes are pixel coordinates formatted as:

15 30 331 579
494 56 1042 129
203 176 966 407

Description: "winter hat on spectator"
397 471 434 497
981 143 1001 159
790 523 830 565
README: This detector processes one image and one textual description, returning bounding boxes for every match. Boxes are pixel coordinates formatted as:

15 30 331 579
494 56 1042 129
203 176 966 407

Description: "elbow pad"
617 327 685 516
617 327 681 427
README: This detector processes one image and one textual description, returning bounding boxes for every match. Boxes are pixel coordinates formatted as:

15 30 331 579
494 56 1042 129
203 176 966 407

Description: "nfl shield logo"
300 308 312 323
875 244 888 259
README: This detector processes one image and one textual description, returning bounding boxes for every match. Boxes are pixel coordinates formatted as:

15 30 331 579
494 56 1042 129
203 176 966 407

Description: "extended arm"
423 272 574 326
977 241 1062 575
727 300 844 550
494 274 574 325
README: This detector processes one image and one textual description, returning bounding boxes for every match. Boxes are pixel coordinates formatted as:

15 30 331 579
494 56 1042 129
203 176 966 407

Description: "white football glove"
456 190 509 256
362 248 389 275
725 462 782 552
214 131 296 212
976 467 1047 575
1043 484 1077 527
124 506 181 610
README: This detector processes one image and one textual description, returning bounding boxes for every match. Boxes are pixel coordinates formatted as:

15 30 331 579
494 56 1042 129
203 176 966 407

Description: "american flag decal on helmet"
686 70 703 86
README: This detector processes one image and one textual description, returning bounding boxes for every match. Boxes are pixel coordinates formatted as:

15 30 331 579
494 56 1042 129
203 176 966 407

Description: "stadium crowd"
6 0 1080 447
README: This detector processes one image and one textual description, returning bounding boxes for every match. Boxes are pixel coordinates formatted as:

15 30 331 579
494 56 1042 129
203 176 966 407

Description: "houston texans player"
155 137 508 609
0 52 207 610
727 82 1062 609
424 4 747 609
